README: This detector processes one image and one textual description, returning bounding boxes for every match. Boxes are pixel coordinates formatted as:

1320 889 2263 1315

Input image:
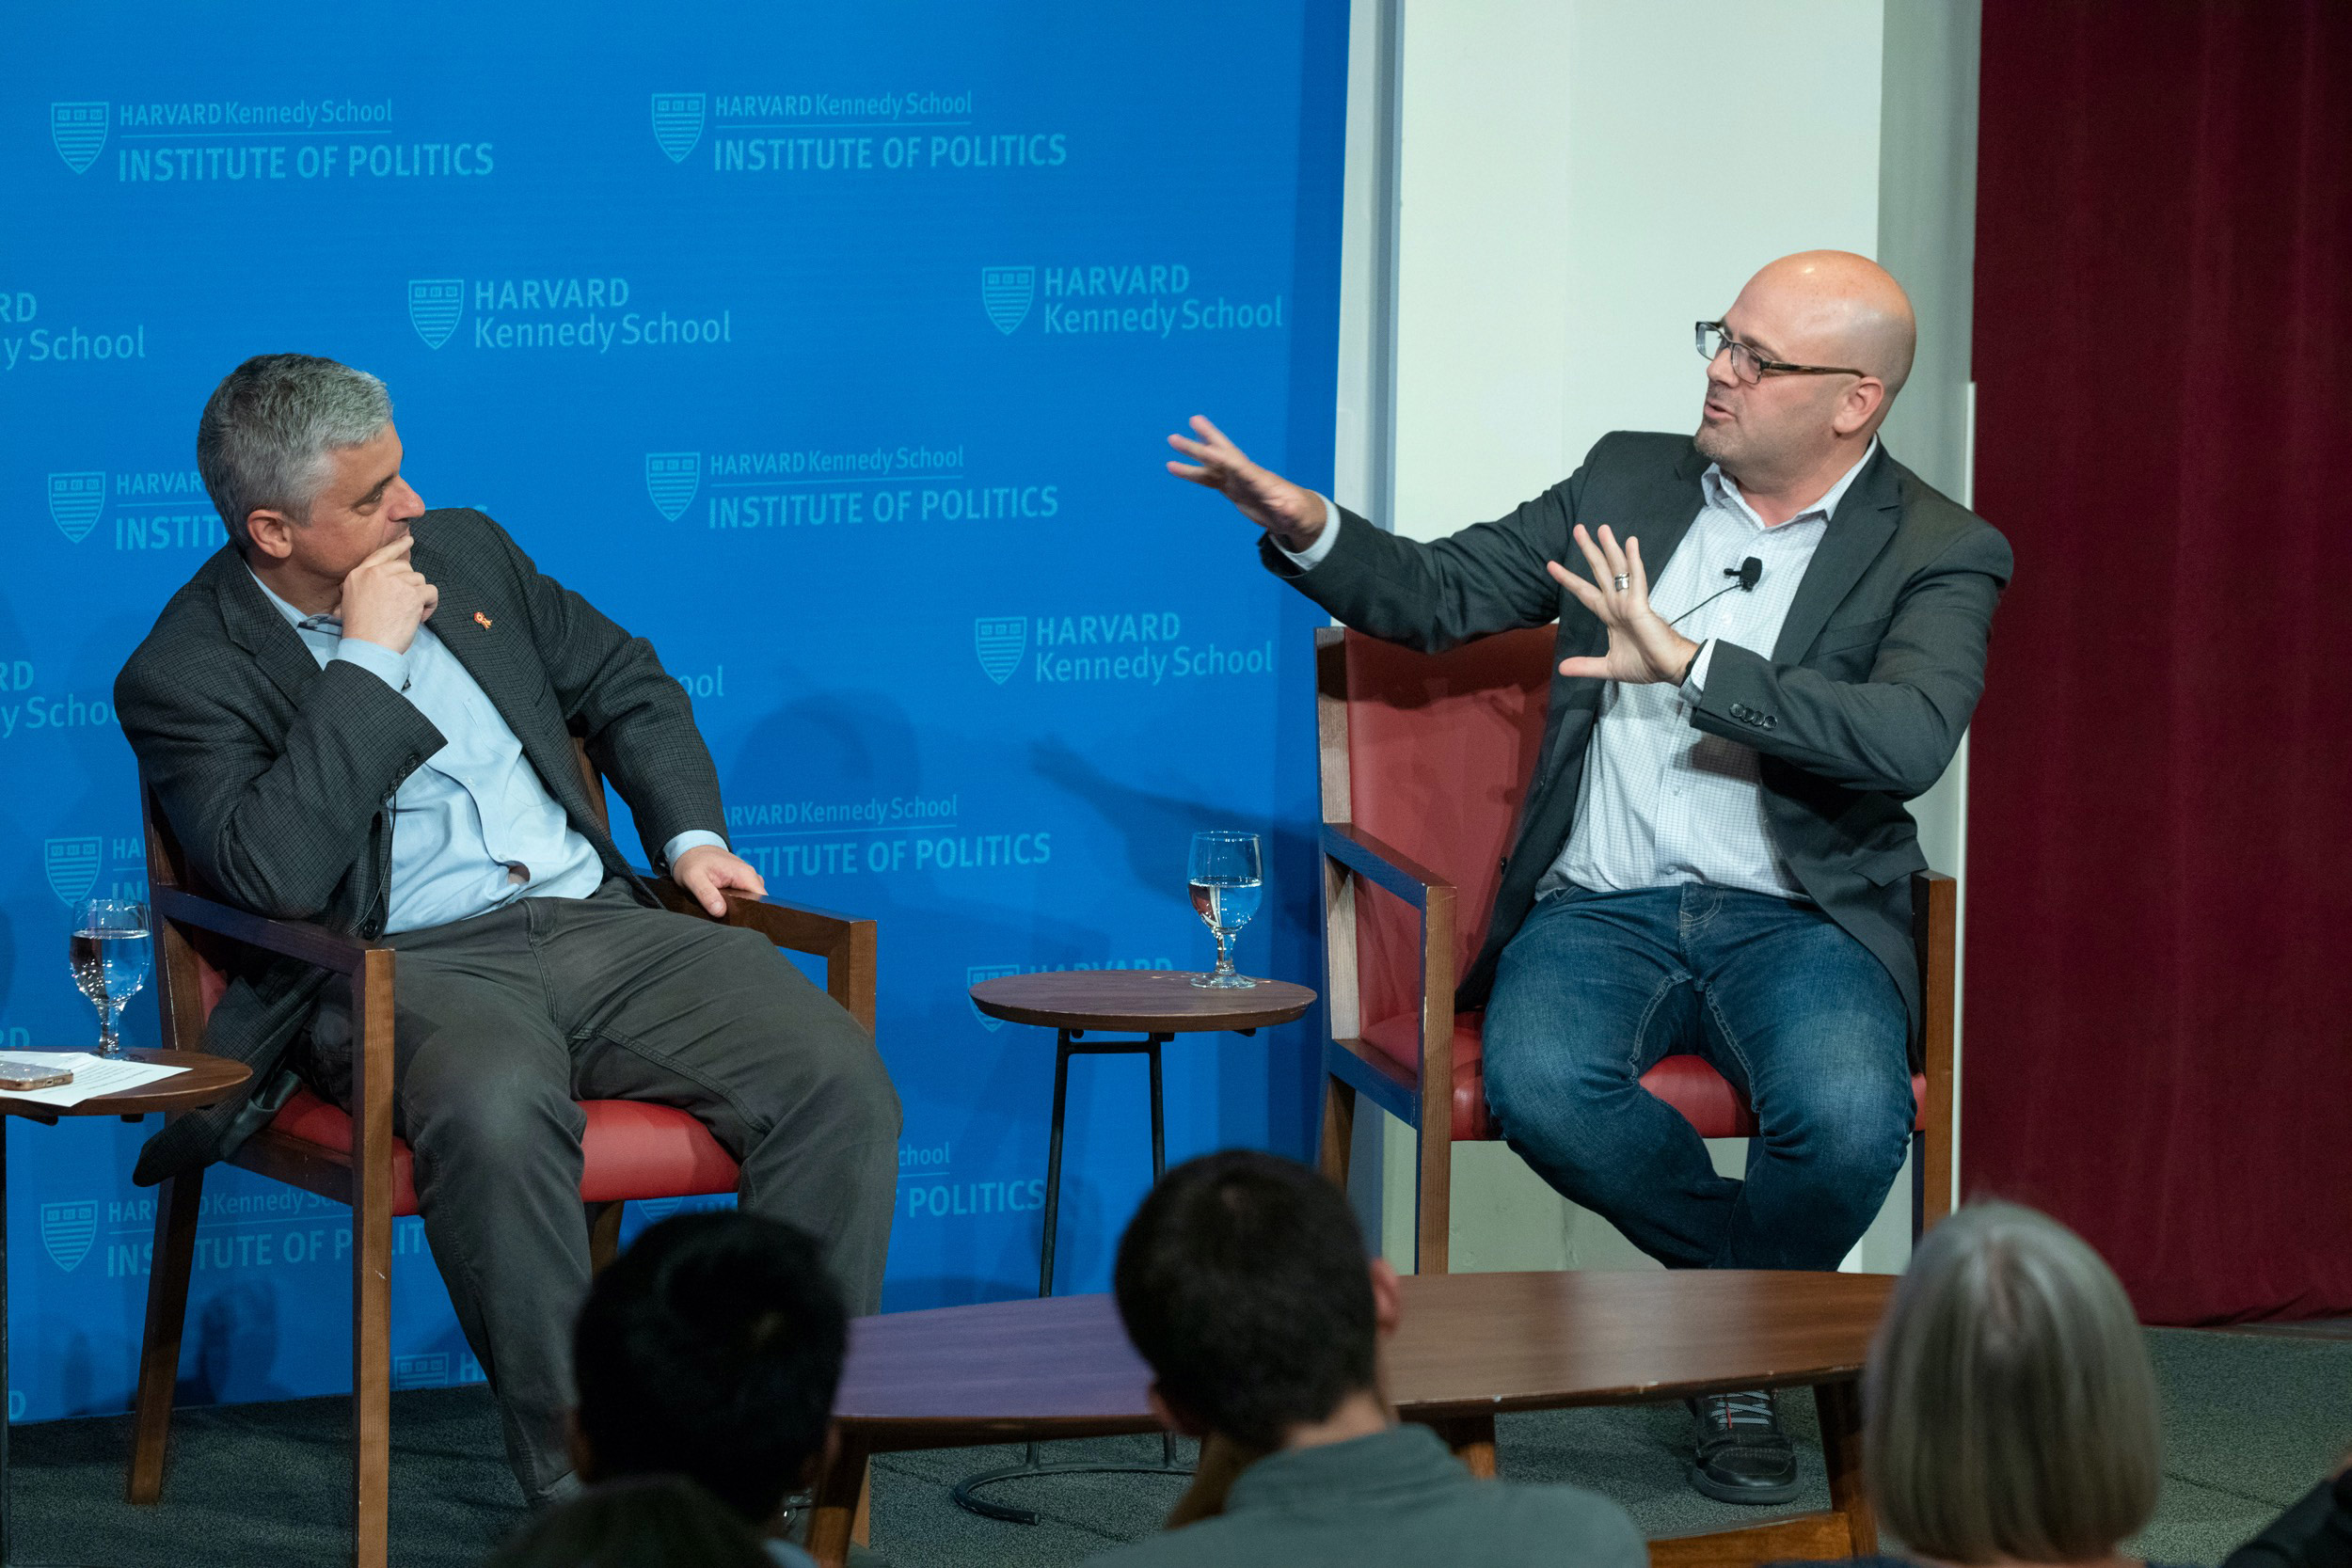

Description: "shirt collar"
246 568 342 635
1702 436 1880 531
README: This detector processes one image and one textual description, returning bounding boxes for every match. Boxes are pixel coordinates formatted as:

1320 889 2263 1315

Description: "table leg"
1147 1037 1166 1181
1818 1378 1877 1555
1426 1413 1496 1479
1039 1032 1073 1301
806 1433 872 1568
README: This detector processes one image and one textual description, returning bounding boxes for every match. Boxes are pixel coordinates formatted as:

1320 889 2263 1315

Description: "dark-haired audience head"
1867 1200 2162 1565
1113 1149 1400 1452
484 1474 771 1568
571 1212 849 1528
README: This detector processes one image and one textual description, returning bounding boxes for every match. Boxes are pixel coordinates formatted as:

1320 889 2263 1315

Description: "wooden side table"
0 1048 251 1565
953 970 1316 1524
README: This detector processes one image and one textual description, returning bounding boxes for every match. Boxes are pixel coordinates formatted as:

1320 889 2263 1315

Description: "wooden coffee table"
953 970 1315 1522
0 1048 251 1565
812 1267 1894 1568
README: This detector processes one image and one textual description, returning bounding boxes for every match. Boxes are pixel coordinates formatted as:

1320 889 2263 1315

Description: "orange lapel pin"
474 611 493 630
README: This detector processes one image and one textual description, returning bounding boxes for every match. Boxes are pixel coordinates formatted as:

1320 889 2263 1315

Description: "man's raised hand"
1165 416 1327 553
339 533 439 655
1548 524 1700 686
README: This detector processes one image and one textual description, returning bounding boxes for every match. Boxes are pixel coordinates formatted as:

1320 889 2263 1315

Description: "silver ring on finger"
1612 573 1630 592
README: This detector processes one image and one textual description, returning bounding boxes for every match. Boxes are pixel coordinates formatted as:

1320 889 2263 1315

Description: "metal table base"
950 1027 1196 1525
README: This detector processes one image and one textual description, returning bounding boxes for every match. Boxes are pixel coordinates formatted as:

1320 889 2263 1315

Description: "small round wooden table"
0 1048 251 1566
955 970 1316 1524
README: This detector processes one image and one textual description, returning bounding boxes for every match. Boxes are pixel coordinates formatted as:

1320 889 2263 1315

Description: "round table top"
0 1049 252 1119
967 969 1316 1034
834 1268 1895 1443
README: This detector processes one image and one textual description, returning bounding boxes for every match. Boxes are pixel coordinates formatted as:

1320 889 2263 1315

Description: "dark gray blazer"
1265 432 2012 1057
115 508 726 1185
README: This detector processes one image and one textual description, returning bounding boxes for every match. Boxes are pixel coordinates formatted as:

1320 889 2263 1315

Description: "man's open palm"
1165 416 1326 551
1549 524 1698 686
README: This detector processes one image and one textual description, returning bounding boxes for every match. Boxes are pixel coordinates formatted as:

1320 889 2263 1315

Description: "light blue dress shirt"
251 575 724 934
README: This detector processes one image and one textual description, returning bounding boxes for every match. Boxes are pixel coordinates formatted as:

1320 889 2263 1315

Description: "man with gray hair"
115 353 901 1507
1168 251 2012 1503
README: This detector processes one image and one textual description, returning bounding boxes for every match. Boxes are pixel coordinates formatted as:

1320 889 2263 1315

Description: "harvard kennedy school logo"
650 94 706 164
973 618 1026 685
408 279 465 350
51 103 108 174
980 267 1034 335
43 837 102 903
48 472 105 544
965 965 1022 1031
41 1202 96 1273
645 453 701 521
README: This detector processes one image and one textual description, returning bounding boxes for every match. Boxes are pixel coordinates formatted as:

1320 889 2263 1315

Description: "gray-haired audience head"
1867 1201 2162 1565
196 353 393 554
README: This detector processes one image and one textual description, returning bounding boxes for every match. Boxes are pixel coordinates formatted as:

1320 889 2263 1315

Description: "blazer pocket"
1811 613 1892 657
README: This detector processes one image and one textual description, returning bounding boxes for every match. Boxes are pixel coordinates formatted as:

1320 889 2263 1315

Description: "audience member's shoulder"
1493 1479 1648 1567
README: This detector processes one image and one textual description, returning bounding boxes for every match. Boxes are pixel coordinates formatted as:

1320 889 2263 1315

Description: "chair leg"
587 1202 625 1274
1415 1117 1452 1276
126 1168 203 1504
1317 1073 1356 1188
352 1201 391 1568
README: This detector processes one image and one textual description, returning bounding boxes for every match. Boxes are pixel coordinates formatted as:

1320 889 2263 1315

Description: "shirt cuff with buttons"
1273 493 1343 570
1678 639 1715 701
332 637 412 694
660 830 728 872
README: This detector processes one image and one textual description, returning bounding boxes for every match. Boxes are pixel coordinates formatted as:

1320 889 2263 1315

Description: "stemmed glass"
1187 832 1263 990
69 898 151 1057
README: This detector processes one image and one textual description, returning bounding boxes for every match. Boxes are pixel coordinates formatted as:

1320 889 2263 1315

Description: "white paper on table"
0 1053 189 1108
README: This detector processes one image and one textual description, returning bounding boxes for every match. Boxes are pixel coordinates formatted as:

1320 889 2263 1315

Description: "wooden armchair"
1311 626 1955 1274
128 740 875 1568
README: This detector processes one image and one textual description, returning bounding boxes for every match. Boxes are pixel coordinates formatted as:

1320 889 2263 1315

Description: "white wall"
1334 0 1978 1273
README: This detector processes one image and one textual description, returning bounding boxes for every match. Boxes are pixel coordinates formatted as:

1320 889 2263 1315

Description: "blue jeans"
1482 883 1913 1270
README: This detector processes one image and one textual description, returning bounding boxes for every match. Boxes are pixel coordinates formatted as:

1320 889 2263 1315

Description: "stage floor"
11 1325 2346 1566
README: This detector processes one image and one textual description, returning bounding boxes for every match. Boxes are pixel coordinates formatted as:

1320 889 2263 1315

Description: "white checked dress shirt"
1290 439 1876 902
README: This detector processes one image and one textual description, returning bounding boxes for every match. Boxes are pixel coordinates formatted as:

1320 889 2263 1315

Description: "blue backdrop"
0 0 1346 1423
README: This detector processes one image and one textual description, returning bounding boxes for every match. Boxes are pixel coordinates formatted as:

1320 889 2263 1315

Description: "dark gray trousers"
306 879 901 1503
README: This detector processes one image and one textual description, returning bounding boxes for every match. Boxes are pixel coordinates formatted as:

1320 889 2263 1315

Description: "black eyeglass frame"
1694 320 1866 384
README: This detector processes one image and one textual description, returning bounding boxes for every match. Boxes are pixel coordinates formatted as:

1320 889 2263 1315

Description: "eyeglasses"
1695 321 1864 386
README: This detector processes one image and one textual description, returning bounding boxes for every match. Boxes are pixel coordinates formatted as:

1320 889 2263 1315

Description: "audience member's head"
483 1474 770 1568
1867 1200 2162 1565
1113 1149 1399 1451
571 1212 849 1529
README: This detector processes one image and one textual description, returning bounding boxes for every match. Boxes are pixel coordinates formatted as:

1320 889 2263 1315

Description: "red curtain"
1967 1 2352 1323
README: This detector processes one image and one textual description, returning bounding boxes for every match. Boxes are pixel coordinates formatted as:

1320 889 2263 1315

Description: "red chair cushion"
263 1087 740 1218
1360 1011 1929 1145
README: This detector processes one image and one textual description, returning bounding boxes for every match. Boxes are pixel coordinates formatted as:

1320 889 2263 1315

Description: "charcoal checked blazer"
1265 433 2012 1059
114 508 728 1185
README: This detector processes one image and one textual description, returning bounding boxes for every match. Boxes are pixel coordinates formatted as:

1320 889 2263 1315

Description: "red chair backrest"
1340 626 1556 1029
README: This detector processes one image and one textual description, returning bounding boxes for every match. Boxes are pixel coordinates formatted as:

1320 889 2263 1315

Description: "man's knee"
405 1061 581 1175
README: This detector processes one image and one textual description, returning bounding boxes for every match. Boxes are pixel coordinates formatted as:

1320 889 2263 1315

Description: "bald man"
1168 252 2011 1505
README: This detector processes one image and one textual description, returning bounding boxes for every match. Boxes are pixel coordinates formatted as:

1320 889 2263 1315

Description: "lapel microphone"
1667 556 1765 627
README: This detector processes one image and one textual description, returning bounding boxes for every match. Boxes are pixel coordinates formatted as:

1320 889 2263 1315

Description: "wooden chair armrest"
647 878 878 1035
1321 823 1453 910
151 885 378 977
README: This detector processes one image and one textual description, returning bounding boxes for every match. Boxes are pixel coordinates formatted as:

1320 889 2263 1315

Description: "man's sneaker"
1686 1389 1801 1505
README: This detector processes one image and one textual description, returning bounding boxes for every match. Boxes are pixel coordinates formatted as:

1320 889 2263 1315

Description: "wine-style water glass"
70 898 151 1057
1187 831 1263 990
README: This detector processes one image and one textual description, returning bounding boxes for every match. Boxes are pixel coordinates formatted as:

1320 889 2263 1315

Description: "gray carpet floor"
7 1326 2345 1566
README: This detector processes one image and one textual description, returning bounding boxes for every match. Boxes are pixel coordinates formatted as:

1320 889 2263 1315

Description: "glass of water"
1187 831 1263 990
70 898 151 1057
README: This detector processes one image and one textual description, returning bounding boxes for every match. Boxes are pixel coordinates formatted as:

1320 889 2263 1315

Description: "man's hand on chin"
671 844 767 916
